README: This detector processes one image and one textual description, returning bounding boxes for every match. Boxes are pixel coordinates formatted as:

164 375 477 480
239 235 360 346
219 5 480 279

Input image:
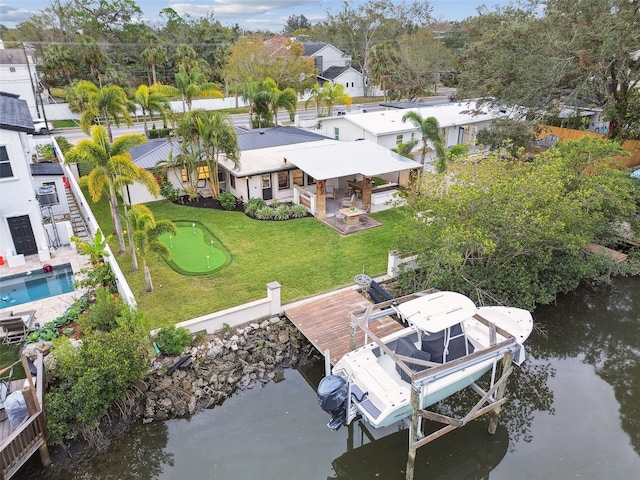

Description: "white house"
127 126 421 218
302 41 383 98
0 47 43 119
0 92 51 265
317 100 507 154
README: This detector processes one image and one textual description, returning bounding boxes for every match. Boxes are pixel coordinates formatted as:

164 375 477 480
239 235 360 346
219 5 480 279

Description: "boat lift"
325 292 522 480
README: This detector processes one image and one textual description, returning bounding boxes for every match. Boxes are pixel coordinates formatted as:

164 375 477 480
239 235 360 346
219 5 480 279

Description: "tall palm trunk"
108 178 126 253
144 261 154 292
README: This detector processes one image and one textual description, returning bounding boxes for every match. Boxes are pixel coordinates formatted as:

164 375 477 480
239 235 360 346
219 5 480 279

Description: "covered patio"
285 141 421 220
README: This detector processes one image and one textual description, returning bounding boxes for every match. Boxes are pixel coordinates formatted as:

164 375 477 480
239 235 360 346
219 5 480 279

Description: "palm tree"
141 45 167 85
72 80 134 142
78 36 106 80
41 44 76 84
71 229 111 266
253 78 298 127
231 77 260 129
177 110 240 198
367 43 398 103
392 139 419 160
321 82 352 117
305 83 325 116
132 84 173 137
127 204 177 292
174 65 223 112
401 111 445 168
65 125 159 254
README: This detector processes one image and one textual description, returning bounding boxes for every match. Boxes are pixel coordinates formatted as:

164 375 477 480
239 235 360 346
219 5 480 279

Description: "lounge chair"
0 310 35 345
326 185 336 199
340 194 356 208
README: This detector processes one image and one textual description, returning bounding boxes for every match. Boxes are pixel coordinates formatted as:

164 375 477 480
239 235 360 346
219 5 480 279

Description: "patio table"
339 208 364 225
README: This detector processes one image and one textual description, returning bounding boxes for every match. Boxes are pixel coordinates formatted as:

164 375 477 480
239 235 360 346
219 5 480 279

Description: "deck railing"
0 352 49 480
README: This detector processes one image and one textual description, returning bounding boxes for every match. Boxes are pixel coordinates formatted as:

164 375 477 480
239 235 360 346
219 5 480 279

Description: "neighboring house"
317 100 507 153
128 126 421 218
0 46 43 119
0 92 50 265
302 41 383 98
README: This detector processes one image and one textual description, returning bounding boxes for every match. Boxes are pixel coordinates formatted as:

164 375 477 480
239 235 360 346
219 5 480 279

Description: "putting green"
159 221 231 274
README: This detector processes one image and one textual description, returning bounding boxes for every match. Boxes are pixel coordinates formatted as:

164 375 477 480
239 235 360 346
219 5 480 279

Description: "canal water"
19 277 640 479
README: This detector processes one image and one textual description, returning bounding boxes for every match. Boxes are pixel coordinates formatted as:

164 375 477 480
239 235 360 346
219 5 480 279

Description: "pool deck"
0 246 91 326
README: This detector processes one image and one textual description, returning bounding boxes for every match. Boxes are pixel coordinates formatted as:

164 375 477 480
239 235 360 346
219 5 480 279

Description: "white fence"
174 282 282 334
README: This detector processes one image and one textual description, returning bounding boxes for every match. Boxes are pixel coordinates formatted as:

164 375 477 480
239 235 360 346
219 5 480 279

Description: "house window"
198 165 210 180
307 174 315 185
0 146 13 178
292 169 304 186
180 168 188 182
411 132 415 141
278 171 290 190
230 174 236 189
9 67 16 73
396 134 403 145
334 127 340 140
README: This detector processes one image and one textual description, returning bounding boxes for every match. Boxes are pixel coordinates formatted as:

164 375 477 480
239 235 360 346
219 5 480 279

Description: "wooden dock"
284 289 405 364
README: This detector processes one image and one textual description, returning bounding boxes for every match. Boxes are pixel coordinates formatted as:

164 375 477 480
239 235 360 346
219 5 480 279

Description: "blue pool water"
0 263 75 308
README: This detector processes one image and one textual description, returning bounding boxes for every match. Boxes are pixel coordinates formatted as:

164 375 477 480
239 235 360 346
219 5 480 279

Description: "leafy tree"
132 84 173 137
476 119 539 158
174 65 223 112
127 204 177 292
78 36 106 79
325 0 432 96
283 14 311 35
40 44 77 84
457 1 640 140
65 126 158 253
367 43 400 102
401 111 444 168
395 136 637 310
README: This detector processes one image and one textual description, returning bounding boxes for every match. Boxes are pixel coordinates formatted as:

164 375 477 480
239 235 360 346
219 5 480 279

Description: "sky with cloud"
0 1 514 32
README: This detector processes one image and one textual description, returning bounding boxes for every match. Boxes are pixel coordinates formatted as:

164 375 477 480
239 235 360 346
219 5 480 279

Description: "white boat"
317 290 534 430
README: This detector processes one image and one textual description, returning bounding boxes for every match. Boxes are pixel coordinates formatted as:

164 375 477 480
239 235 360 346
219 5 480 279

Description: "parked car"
448 93 458 102
32 119 54 135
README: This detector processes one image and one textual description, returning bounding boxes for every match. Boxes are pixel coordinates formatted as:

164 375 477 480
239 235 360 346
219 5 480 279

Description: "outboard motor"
317 375 349 431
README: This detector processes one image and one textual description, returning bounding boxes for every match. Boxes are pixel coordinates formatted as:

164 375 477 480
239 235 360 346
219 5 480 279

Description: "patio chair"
326 185 336 199
340 194 356 208
0 317 29 345
335 212 346 225
0 364 13 412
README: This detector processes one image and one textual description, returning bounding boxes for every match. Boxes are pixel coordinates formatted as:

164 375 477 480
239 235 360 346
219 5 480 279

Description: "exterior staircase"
65 187 90 242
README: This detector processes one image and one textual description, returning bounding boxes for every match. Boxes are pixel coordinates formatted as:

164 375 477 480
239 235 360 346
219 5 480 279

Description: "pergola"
284 141 422 218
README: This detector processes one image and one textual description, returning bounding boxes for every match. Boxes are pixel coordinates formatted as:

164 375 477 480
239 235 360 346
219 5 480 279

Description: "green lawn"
89 196 403 328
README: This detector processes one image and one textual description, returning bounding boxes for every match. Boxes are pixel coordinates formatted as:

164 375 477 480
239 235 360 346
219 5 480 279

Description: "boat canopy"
396 291 477 333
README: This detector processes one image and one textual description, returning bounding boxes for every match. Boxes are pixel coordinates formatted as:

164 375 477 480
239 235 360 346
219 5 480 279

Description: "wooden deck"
285 289 405 364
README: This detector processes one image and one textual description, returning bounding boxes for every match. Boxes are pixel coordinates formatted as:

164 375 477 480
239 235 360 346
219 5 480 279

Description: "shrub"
148 127 172 139
244 197 266 217
155 326 191 355
55 136 73 154
218 190 237 211
290 204 308 218
159 180 180 202
46 320 150 445
255 206 274 220
80 287 124 332
273 204 290 220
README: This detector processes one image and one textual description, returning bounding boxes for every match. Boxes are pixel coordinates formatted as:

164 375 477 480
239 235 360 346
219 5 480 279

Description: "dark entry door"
262 174 273 200
8 215 38 255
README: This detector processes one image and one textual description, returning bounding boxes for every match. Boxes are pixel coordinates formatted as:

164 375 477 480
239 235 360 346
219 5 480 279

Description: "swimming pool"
0 263 75 308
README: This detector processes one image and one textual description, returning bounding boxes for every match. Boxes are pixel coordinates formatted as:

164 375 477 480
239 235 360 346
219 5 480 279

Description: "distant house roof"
302 42 327 56
129 138 176 170
30 162 64 176
0 49 28 65
0 91 34 133
319 66 351 81
327 100 507 137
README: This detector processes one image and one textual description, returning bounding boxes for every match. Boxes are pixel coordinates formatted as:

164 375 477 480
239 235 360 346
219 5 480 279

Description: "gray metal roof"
0 49 28 65
30 162 64 176
236 126 327 151
0 91 34 133
129 138 178 170
320 66 350 81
